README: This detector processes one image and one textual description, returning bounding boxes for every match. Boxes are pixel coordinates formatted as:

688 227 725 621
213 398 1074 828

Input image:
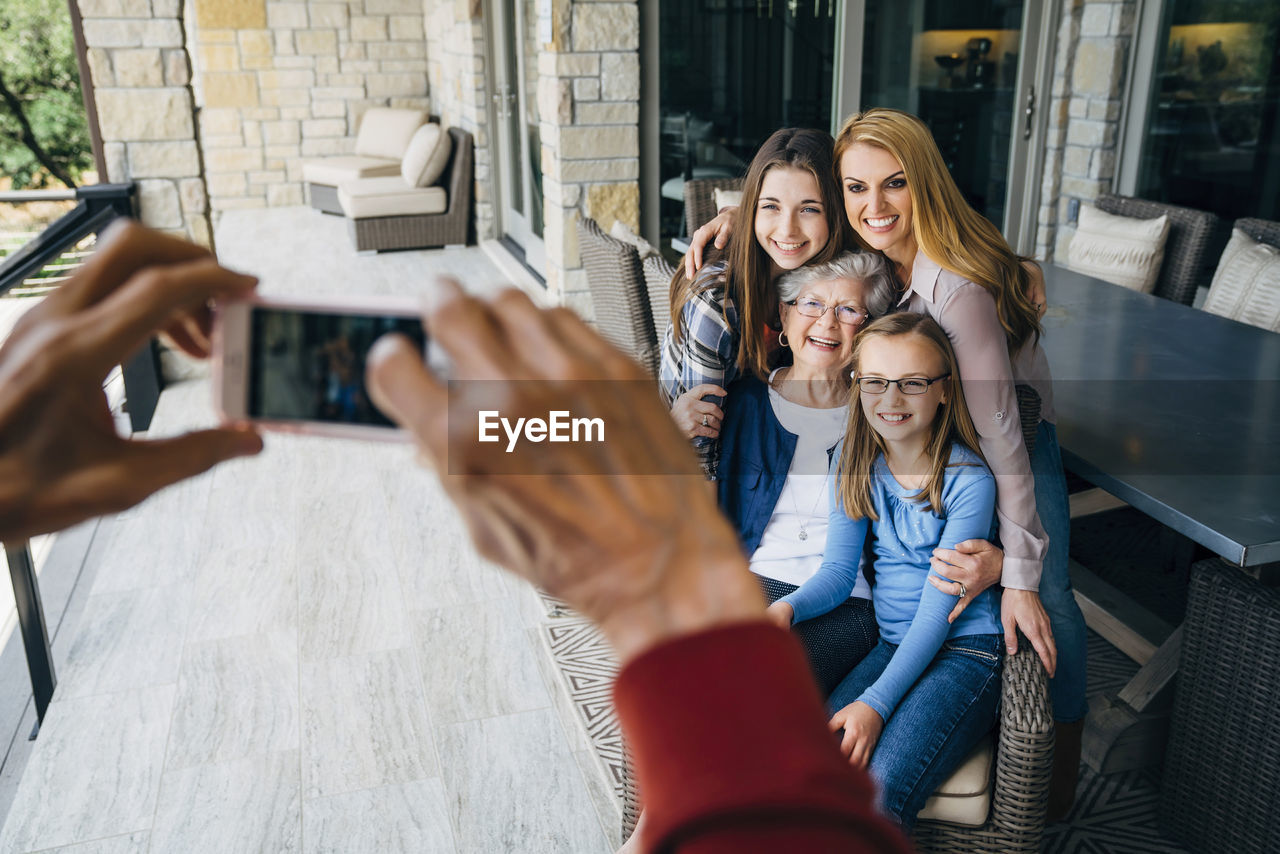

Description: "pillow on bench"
401 123 453 188
1203 228 1280 332
1067 204 1170 293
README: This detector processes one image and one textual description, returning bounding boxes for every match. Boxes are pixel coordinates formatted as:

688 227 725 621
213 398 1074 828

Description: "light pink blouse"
901 251 1052 591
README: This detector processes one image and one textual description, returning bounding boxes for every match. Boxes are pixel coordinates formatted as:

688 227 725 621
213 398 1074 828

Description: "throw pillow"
1203 228 1280 332
401 123 453 188
609 220 659 260
1067 204 1170 293
714 188 743 211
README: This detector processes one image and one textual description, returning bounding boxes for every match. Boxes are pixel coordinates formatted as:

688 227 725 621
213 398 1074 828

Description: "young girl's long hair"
669 127 848 380
834 108 1042 355
837 313 986 519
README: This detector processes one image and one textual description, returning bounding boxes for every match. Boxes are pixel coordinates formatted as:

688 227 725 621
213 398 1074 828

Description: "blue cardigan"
716 376 839 556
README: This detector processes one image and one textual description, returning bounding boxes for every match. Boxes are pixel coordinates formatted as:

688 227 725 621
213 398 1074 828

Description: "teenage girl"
768 313 1003 832
659 127 848 479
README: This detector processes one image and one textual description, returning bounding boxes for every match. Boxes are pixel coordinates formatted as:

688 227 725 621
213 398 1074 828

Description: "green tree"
0 0 94 189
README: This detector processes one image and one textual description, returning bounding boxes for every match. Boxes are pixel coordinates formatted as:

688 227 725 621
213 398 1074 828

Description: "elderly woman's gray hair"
776 251 896 318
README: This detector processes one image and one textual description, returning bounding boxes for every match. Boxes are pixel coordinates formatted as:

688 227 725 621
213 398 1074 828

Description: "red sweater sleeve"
613 622 912 854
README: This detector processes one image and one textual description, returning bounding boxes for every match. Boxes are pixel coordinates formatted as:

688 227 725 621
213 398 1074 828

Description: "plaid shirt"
659 265 739 479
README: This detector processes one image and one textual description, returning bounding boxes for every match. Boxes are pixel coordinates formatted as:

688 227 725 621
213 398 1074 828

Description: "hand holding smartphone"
214 295 426 440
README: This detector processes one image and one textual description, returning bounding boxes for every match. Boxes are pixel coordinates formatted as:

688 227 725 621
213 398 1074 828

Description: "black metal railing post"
5 542 55 737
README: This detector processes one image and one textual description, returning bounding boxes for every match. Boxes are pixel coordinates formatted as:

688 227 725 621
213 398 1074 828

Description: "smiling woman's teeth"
879 413 910 422
808 336 839 348
775 240 805 251
866 216 898 228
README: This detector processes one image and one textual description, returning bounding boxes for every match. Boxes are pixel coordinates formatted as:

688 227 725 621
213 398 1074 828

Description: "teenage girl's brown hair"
834 108 1042 354
837 313 986 519
670 127 848 380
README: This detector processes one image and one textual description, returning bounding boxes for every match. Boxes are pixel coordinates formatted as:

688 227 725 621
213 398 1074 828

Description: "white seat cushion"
714 187 743 211
916 734 994 827
1067 204 1170 293
1203 228 1280 332
338 176 447 219
402 123 453 188
303 156 401 187
354 107 429 161
609 220 659 260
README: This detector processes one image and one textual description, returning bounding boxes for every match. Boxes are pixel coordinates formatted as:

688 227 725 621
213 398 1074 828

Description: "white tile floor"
0 209 618 853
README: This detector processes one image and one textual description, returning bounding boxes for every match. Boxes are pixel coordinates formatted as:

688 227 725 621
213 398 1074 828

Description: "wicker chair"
1233 217 1280 250
1161 559 1280 854
576 216 660 376
641 254 676 340
1093 193 1221 306
346 127 473 252
683 177 744 237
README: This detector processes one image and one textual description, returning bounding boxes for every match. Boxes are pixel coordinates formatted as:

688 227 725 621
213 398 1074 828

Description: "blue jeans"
1031 420 1089 722
827 634 1003 832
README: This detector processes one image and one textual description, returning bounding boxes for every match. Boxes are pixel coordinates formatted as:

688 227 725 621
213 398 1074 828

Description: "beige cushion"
353 107 429 161
401 123 453 188
338 176 447 219
1203 228 1280 332
916 734 994 827
714 188 743 211
1067 204 1170 293
303 155 401 187
609 220 659 260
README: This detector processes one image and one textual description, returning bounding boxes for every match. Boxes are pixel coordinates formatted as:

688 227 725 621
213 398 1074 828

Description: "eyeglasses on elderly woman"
786 297 871 326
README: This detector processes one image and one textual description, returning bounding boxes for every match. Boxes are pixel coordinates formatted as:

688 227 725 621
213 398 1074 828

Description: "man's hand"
1001 588 1057 676
684 207 738 279
0 222 263 543
830 701 884 769
928 538 1004 622
366 281 766 665
671 383 726 440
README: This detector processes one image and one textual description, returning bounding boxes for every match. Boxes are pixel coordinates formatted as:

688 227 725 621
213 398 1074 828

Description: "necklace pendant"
798 528 808 541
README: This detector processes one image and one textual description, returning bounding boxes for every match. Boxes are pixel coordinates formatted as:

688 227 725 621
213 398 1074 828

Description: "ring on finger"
702 414 709 427
956 581 968 599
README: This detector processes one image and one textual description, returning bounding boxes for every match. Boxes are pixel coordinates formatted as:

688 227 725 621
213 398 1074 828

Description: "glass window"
1134 1 1280 220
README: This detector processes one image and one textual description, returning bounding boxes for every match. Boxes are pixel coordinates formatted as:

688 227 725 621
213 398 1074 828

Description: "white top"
749 372 871 600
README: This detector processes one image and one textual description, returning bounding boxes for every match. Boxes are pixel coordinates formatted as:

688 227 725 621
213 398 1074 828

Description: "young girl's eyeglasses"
854 374 951 395
787 297 870 326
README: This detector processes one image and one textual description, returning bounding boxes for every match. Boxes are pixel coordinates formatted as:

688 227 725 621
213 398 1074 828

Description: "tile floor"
0 209 619 853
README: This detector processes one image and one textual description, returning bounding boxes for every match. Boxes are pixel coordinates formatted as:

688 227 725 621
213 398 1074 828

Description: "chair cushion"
609 220 659 261
1203 228 1280 332
303 156 401 187
338 176 447 219
401 123 453 188
1068 204 1170 293
916 733 994 826
714 187 743 211
353 107 429 161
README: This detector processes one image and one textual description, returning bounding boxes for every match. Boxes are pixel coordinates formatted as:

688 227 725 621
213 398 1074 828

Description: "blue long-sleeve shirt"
778 444 1002 721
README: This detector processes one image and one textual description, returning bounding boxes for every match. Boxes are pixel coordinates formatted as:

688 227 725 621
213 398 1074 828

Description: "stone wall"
424 0 493 240
538 0 640 314
80 0 210 245
1034 0 1137 261
187 0 431 216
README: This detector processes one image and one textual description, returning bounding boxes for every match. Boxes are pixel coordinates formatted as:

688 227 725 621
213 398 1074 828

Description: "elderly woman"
673 251 896 692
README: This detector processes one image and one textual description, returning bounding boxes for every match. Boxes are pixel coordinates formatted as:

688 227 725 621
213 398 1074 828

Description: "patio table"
1040 263 1280 770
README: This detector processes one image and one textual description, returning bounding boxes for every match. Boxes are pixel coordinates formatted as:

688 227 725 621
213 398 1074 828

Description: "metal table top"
1041 264 1280 567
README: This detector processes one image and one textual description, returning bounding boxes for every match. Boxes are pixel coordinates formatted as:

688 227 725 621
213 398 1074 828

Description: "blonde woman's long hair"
838 313 986 519
669 127 848 380
834 108 1042 354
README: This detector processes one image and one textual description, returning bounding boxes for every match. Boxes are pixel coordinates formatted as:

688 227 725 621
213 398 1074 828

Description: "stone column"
80 0 210 245
1034 0 1137 261
538 0 640 317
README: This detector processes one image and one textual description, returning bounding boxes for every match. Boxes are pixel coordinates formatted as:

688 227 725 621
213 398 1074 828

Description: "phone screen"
247 307 425 426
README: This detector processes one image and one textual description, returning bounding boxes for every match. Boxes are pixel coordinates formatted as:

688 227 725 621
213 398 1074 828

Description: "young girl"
767 313 1003 832
660 127 848 479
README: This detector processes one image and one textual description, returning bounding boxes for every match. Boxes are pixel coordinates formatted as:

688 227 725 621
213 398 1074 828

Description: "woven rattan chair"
1233 217 1280 250
641 254 675 339
683 177 744 237
346 128 473 252
1093 193 1220 306
576 216 659 376
1161 559 1280 854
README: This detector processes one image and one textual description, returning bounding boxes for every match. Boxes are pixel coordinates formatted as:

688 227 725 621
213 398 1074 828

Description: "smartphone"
214 294 426 440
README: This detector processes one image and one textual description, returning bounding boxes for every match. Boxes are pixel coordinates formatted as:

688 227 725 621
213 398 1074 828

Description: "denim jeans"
827 634 1003 832
1031 420 1089 722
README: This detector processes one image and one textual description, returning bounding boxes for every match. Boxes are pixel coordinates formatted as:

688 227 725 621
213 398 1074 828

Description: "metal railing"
1 182 145 735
